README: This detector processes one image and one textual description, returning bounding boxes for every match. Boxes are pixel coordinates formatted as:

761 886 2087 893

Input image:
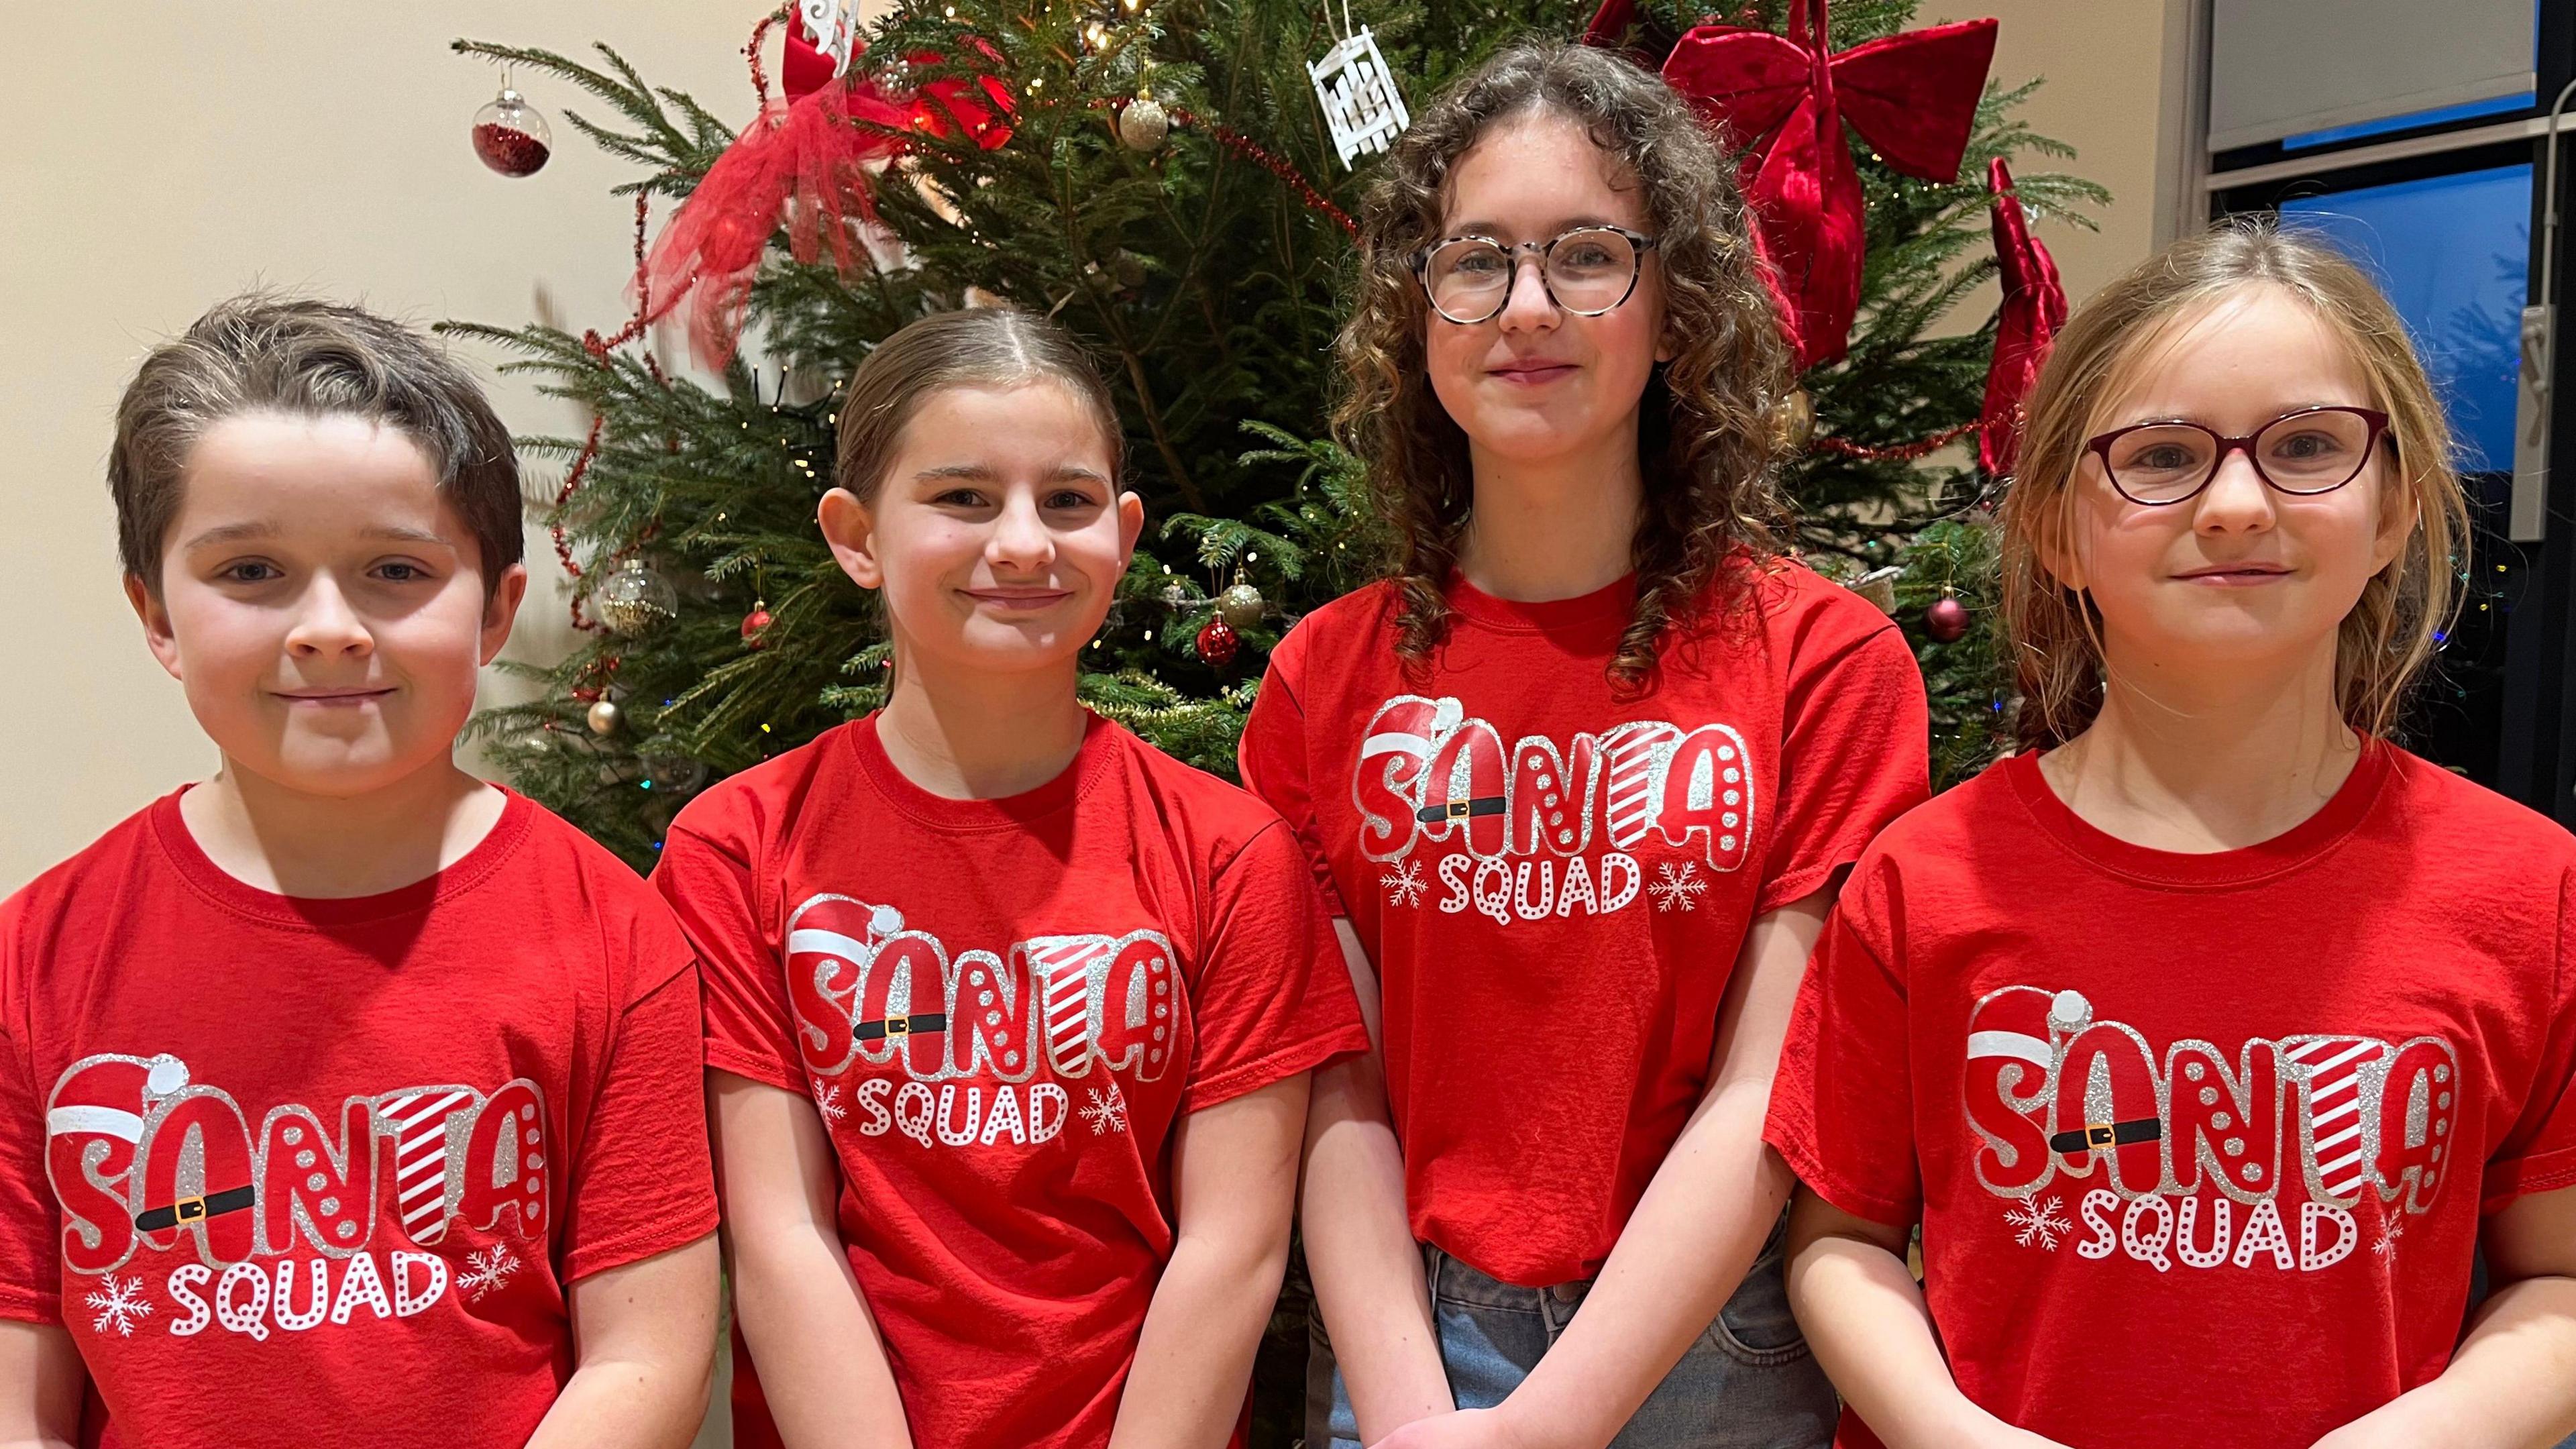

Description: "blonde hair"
1998 217 2470 751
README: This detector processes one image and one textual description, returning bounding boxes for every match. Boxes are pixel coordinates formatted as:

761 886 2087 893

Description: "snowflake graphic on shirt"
2004 1195 2071 1250
1381 861 1427 909
460 1245 524 1303
814 1083 847 1124
1080 1084 1130 1136
85 1275 152 1337
1647 861 1708 912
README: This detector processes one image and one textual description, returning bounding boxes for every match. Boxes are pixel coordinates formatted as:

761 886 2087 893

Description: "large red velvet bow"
1587 0 1996 368
1978 157 2066 478
640 17 1016 368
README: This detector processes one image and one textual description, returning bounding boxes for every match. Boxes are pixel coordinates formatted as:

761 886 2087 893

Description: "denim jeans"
1306 1218 1837 1448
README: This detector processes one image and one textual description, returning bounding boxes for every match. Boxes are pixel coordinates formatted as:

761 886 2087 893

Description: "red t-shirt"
1236 566 1929 1285
656 712 1368 1449
0 788 716 1449
1765 745 2576 1448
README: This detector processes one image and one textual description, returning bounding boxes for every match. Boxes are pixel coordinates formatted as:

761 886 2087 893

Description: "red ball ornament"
1925 595 1970 643
1195 617 1240 667
741 606 774 648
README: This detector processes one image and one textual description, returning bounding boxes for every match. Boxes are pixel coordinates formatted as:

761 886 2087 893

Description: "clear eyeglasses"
2084 406 2393 505
1410 225 1658 325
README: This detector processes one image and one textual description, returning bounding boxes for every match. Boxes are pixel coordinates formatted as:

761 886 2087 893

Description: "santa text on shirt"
784 895 1189 1153
44 1051 551 1344
1356 693 1758 924
1965 984 2458 1277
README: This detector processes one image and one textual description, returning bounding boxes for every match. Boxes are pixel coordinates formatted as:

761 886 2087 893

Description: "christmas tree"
449 3 2099 1440
449 0 2104 871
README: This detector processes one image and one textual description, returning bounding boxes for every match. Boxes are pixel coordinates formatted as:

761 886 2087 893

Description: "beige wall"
0 0 2184 898
1940 0 2184 317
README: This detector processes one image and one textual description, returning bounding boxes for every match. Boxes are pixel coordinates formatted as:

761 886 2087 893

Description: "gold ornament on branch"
585 699 623 736
594 557 678 637
1117 97 1171 153
1772 387 1816 453
1216 574 1266 630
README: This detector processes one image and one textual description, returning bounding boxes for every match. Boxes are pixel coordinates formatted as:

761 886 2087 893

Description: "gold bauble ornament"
1117 97 1170 153
1773 387 1816 452
585 699 622 735
1216 578 1265 630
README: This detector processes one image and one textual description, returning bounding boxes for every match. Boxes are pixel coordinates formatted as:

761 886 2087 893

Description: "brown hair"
1334 38 1793 692
1998 217 2471 750
110 293 524 591
833 307 1123 501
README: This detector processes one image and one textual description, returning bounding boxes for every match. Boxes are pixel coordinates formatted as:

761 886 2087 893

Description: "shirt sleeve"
1237 625 1346 917
560 962 720 1282
653 821 802 1093
2482 866 2576 1211
1759 614 1931 913
1762 881 1923 1228
0 897 59 1325
1181 821 1371 1113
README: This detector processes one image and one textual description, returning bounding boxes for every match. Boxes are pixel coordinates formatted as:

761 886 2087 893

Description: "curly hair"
1998 218 2470 751
1332 38 1793 692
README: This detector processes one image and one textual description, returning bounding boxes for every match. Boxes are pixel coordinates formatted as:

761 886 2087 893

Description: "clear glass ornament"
594 557 678 637
472 83 553 177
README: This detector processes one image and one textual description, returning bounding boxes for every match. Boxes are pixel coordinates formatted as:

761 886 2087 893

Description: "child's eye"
374 561 431 583
1045 489 1102 511
219 561 282 584
933 488 991 508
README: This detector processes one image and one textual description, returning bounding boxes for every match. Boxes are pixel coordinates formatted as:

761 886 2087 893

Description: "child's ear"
818 488 885 590
1116 490 1145 566
124 572 183 682
478 562 529 667
2370 472 2420 575
2031 488 2090 596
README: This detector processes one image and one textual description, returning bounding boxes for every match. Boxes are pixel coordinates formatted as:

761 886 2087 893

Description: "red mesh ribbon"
1979 157 2066 477
1587 0 1996 369
641 17 1016 368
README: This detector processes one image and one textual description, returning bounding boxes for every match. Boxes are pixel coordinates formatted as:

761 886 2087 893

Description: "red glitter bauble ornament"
741 606 774 647
472 85 553 177
1195 616 1240 667
1925 595 1970 643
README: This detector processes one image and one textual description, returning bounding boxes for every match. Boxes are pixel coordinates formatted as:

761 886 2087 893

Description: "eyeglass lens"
2103 409 2376 502
1424 228 1639 322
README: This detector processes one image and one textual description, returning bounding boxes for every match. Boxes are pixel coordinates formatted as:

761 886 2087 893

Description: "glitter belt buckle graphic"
1415 796 1504 823
134 1183 256 1232
2047 1118 2159 1155
855 1013 947 1042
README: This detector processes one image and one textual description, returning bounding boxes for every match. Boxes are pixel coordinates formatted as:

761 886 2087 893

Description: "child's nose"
987 494 1055 566
1497 254 1558 333
2192 449 2277 533
284 577 374 655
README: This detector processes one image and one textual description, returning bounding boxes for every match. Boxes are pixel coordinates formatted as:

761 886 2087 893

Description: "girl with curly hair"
1237 37 1929 1449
